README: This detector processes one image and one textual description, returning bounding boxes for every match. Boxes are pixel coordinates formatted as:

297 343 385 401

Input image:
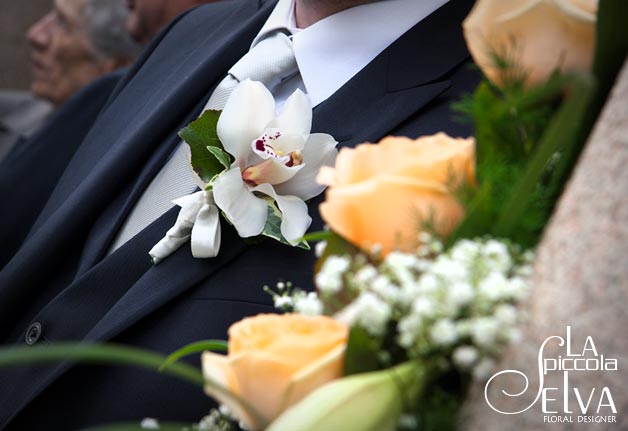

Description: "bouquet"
1 0 626 430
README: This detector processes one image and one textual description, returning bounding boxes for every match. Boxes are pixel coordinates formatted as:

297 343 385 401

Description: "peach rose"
202 314 348 430
317 133 475 255
463 0 597 87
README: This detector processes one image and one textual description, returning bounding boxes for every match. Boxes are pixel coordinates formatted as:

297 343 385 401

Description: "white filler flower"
213 80 338 245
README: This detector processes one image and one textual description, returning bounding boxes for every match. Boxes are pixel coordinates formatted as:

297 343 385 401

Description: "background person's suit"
0 71 125 270
0 91 52 163
0 0 479 428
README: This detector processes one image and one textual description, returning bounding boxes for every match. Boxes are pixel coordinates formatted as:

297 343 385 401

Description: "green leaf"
300 230 333 243
82 422 193 431
178 110 230 183
344 326 381 376
260 200 310 250
413 370 469 431
0 343 204 387
593 0 628 105
0 343 267 428
206 145 232 170
493 73 596 241
159 339 228 372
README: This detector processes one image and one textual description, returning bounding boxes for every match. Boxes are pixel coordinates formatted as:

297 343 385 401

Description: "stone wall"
461 58 628 430
0 0 52 90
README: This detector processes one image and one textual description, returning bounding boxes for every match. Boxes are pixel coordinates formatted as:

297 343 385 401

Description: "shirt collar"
252 0 450 107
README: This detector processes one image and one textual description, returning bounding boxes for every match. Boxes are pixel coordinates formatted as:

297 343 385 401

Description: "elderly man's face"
126 0 203 46
27 0 107 105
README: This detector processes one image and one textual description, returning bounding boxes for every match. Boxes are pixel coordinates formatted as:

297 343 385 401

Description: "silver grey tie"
109 32 297 252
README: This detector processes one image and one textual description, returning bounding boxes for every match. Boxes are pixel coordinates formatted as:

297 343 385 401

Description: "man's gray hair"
84 0 140 62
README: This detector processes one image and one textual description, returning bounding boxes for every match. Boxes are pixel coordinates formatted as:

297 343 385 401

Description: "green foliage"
83 422 193 431
178 110 232 183
300 230 333 243
593 0 628 106
413 370 469 431
159 339 228 372
494 74 596 243
206 145 232 171
0 343 204 387
451 74 569 247
261 199 310 250
343 326 381 376
451 0 628 248
0 343 267 428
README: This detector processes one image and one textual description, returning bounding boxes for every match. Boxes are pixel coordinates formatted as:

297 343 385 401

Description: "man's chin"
30 83 55 104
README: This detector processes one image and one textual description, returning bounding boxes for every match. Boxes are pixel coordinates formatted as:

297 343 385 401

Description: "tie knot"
228 31 297 90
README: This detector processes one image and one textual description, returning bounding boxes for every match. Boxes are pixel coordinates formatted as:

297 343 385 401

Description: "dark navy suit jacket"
0 70 125 270
0 0 479 428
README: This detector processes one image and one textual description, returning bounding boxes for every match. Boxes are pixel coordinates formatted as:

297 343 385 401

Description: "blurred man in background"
0 0 225 268
27 0 140 106
0 0 139 163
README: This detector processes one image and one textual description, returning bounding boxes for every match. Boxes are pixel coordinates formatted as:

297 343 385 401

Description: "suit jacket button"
25 322 42 345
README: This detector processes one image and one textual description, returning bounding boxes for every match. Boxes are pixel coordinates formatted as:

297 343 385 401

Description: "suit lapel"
85 219 248 344
75 96 210 274
312 0 473 147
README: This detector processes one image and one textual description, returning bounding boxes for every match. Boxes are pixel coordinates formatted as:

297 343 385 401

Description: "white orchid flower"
213 80 338 244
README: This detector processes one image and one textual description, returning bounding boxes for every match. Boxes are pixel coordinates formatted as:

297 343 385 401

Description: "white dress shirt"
257 0 449 109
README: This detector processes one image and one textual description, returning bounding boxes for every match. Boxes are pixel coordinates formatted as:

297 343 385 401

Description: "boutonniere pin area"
149 80 338 263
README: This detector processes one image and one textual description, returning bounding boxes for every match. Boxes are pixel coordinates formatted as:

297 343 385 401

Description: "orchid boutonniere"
149 80 338 264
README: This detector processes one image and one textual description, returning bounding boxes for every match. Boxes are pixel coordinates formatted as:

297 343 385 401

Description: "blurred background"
0 0 51 89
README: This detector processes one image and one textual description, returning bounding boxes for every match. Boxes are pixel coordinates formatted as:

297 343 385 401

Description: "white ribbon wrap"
149 190 221 264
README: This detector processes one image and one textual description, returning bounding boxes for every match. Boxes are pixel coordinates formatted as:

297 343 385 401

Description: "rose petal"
332 134 474 187
319 174 464 255
267 89 312 136
213 167 267 238
279 344 345 414
462 0 596 87
202 352 255 430
252 184 311 244
275 133 338 200
218 80 275 167
228 352 300 428
315 166 336 187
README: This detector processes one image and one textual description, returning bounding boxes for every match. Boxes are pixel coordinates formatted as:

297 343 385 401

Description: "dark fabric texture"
0 69 126 270
0 0 480 428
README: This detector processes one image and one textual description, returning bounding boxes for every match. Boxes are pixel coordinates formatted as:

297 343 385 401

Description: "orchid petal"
213 167 267 238
275 133 338 200
243 158 305 186
217 80 275 166
253 184 311 244
268 89 312 136
252 131 306 161
273 133 306 154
